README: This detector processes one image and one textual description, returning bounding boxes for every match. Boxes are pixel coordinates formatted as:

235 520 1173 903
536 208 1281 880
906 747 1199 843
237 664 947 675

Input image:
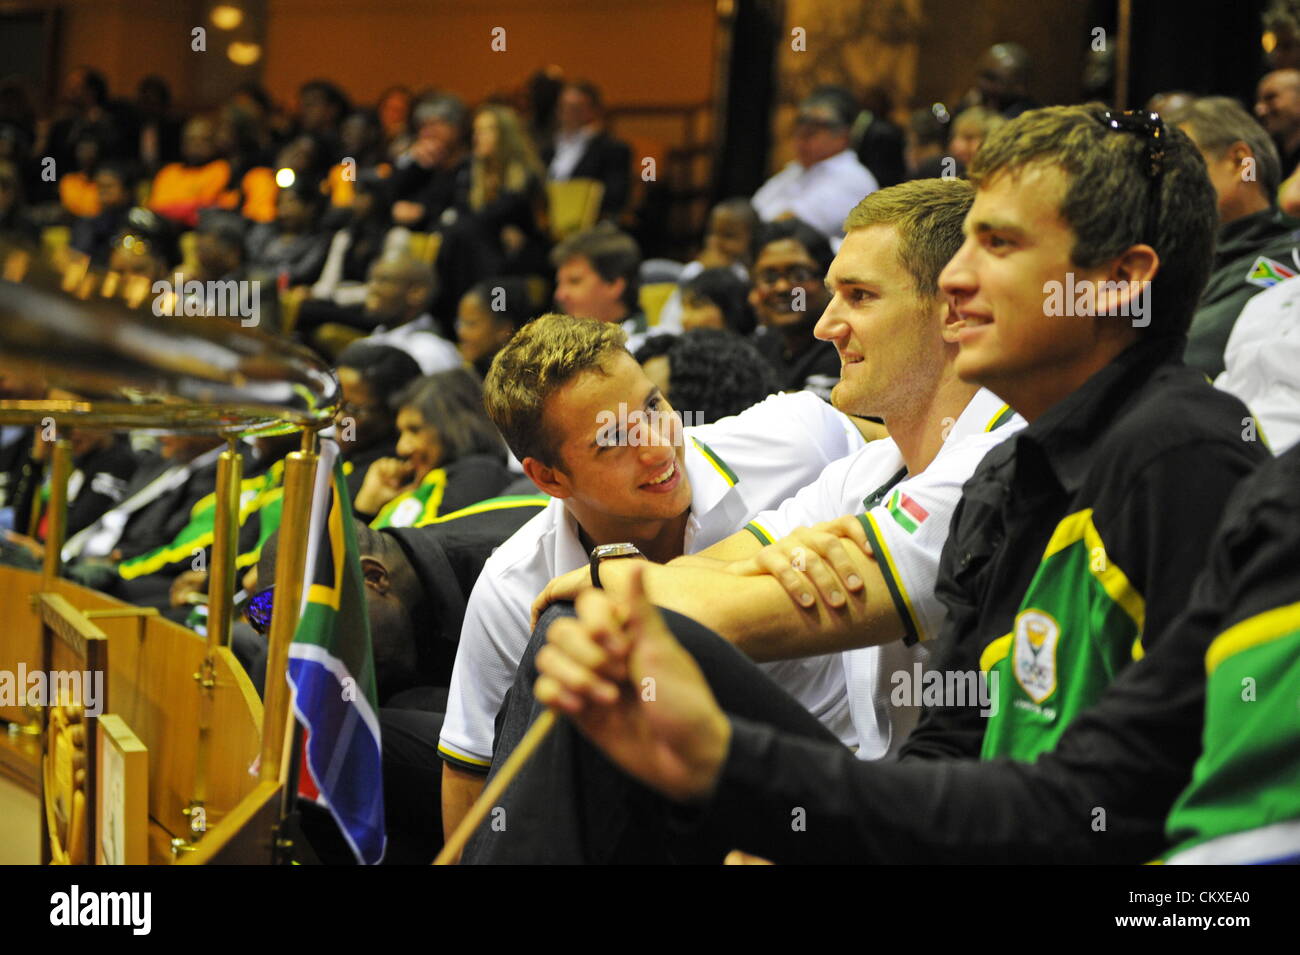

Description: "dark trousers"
461 603 845 864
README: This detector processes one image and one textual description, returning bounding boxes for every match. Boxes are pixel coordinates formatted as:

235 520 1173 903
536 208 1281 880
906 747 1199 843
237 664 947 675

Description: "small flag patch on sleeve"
887 489 929 534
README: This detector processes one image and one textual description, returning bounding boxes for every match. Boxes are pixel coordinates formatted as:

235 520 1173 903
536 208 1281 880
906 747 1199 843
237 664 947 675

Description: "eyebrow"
826 273 878 291
968 218 1028 239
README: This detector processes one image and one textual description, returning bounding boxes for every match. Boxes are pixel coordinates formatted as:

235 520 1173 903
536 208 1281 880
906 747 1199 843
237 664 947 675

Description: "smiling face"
536 351 691 527
816 225 949 420
938 163 1137 418
394 405 443 478
749 238 829 330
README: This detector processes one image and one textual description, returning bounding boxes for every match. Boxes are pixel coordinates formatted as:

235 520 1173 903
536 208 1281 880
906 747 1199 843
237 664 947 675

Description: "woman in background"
354 368 512 528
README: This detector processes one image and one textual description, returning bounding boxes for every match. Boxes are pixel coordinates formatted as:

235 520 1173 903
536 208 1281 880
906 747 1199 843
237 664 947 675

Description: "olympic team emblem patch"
1012 609 1059 704
392 497 424 527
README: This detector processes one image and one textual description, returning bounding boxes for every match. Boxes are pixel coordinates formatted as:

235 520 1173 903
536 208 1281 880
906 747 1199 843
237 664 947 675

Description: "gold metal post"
206 438 244 650
41 439 71 585
258 434 319 785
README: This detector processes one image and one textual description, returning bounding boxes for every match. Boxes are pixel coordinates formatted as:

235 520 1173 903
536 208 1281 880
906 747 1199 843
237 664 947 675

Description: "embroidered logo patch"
886 489 928 534
1012 609 1059 704
1245 255 1297 289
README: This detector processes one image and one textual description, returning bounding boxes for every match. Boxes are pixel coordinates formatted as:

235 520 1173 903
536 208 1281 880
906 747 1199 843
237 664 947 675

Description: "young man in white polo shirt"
438 313 873 838
463 178 1025 862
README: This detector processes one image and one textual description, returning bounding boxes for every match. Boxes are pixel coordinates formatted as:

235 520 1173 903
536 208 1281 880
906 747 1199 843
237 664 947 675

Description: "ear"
1227 141 1253 179
748 285 763 310
521 456 569 498
1100 244 1160 317
359 556 391 597
609 276 626 304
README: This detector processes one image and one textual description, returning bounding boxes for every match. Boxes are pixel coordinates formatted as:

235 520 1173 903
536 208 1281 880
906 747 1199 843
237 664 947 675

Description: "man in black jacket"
542 81 631 221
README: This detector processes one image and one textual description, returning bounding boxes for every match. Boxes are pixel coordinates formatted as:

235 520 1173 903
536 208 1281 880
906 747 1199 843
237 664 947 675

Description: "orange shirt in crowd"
149 158 232 228
60 171 101 219
326 161 391 207
219 166 279 223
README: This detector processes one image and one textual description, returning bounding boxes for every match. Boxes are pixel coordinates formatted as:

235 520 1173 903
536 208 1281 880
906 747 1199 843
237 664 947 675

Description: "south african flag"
886 489 929 534
286 438 385 864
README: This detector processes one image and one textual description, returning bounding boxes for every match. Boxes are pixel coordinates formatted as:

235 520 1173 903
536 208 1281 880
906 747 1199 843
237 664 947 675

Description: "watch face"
592 543 641 560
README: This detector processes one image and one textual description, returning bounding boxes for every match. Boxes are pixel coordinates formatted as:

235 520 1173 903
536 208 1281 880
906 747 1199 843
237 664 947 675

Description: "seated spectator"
1216 274 1300 453
246 178 332 288
214 106 278 224
437 313 872 839
965 41 1038 118
354 252 463 374
327 108 390 209
751 85 878 240
0 159 38 244
677 267 756 334
455 276 535 377
462 104 548 275
334 341 424 499
354 368 513 527
905 106 957 180
1179 97 1300 377
947 106 1004 168
654 197 758 333
634 328 779 422
296 79 350 161
377 85 414 161
106 208 176 282
185 208 279 330
541 80 631 220
390 94 470 230
59 128 108 220
148 115 232 228
552 222 647 346
424 104 551 320
1256 68 1300 178
60 433 226 597
132 75 181 175
0 390 137 565
852 85 907 188
748 218 842 398
69 159 139 265
312 170 410 306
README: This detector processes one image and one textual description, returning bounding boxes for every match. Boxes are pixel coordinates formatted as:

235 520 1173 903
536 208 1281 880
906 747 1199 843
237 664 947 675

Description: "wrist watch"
589 542 643 588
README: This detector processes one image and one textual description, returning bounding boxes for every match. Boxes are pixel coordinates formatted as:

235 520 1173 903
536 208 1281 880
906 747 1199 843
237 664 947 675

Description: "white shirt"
751 149 879 239
438 391 868 770
366 314 463 375
1215 277 1300 454
743 389 1024 759
548 128 595 182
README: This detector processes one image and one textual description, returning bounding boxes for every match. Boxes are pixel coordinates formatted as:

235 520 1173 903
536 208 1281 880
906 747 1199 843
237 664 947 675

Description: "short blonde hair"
483 313 628 467
842 177 975 299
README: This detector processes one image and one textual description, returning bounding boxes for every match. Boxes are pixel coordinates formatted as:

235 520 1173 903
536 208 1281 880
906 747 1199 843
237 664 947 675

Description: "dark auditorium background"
0 0 1268 256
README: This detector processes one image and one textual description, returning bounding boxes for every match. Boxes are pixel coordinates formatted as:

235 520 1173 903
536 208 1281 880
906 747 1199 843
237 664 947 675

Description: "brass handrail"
2 243 338 864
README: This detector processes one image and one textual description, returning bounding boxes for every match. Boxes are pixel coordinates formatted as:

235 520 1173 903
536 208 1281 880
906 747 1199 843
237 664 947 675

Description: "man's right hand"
534 565 731 804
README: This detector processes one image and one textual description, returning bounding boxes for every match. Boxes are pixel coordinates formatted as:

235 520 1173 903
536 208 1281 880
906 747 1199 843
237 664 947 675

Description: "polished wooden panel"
0 566 265 863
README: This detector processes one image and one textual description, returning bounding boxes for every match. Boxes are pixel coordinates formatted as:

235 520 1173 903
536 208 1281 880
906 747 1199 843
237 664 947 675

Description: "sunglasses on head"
244 585 275 635
1097 109 1167 248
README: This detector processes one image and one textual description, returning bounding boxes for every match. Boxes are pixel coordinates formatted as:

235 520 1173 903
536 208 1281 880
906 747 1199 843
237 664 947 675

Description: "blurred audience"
752 85 878 239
